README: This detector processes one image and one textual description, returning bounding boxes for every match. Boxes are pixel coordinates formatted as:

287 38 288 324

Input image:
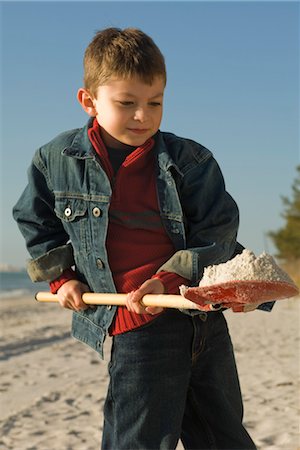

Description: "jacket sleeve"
157 154 239 285
12 149 75 282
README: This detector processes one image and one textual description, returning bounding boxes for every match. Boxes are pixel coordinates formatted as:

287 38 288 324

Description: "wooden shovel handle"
35 291 198 310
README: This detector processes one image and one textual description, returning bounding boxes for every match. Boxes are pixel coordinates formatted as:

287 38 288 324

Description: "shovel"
36 280 299 311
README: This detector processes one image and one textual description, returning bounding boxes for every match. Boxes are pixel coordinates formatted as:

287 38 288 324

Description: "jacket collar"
154 131 183 176
62 118 95 159
62 118 183 177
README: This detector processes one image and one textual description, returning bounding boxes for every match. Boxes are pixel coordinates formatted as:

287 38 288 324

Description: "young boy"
13 28 257 449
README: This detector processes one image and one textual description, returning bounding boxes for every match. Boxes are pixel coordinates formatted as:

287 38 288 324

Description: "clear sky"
1 1 299 267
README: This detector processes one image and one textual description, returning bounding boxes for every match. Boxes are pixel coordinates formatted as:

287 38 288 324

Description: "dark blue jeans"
102 309 257 450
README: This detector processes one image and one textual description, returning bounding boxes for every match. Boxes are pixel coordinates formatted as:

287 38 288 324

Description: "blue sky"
1 1 299 267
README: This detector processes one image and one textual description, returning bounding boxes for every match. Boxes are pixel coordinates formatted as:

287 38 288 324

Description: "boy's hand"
126 279 165 315
57 280 91 311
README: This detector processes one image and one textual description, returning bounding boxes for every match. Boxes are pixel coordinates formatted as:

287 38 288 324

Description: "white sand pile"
199 249 296 286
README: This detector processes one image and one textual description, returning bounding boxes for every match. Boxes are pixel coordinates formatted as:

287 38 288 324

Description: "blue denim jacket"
13 119 243 357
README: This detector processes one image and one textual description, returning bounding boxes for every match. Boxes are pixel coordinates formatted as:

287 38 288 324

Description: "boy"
13 28 257 449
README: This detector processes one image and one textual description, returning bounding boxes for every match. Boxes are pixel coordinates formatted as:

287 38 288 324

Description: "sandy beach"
0 294 299 450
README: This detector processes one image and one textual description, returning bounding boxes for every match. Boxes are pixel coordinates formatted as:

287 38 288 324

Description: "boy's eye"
117 101 162 107
118 101 134 106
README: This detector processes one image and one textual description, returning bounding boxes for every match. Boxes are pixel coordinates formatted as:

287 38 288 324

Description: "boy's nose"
134 108 147 122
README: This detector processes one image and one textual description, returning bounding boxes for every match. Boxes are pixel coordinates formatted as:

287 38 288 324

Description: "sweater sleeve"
49 268 78 294
151 271 189 294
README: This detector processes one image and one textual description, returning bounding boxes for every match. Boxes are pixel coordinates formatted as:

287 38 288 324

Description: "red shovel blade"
183 280 299 307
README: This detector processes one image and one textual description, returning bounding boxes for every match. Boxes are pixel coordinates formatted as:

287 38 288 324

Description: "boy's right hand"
56 280 91 311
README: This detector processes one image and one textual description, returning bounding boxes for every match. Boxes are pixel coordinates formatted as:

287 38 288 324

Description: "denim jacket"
13 119 241 357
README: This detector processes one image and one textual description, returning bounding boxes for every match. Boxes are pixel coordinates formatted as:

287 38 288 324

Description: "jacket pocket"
55 197 88 222
54 196 91 255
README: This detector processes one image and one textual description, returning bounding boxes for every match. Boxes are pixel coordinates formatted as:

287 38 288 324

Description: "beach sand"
0 294 299 450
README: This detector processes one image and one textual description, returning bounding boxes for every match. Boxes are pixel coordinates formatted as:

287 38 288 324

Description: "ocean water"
0 272 49 299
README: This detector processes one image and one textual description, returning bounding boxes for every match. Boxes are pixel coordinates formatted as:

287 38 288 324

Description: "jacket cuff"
156 250 194 281
157 243 234 285
152 271 189 294
49 268 78 294
27 243 75 282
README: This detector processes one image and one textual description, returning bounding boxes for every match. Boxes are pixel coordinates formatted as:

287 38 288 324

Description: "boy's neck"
100 126 137 151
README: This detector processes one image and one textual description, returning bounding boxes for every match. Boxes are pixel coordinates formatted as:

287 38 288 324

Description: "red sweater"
50 119 187 334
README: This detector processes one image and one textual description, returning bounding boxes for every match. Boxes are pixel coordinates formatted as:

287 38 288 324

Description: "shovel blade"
183 280 299 307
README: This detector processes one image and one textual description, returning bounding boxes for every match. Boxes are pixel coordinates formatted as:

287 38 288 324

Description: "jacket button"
92 207 101 217
64 207 72 217
96 258 104 269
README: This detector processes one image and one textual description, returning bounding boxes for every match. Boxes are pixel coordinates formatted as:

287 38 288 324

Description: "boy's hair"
84 27 166 96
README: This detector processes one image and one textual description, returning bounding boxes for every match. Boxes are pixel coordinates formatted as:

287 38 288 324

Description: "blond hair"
83 28 166 96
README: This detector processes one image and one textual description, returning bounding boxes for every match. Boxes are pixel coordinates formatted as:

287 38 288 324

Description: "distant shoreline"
0 266 26 273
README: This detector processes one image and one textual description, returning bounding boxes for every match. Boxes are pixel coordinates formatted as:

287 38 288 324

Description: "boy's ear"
77 88 97 116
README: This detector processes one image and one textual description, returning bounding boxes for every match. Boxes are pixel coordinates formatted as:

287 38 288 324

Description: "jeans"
102 310 257 450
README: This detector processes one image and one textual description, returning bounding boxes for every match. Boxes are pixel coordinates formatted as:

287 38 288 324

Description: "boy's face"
84 76 165 149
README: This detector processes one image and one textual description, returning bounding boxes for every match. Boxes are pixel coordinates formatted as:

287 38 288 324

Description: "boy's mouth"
127 128 149 135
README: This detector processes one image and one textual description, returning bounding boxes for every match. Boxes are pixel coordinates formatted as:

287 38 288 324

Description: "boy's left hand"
126 279 165 315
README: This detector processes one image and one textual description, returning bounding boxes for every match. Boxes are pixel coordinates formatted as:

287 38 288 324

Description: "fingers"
57 281 91 312
126 279 165 315
57 293 87 311
126 291 150 314
126 291 164 315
